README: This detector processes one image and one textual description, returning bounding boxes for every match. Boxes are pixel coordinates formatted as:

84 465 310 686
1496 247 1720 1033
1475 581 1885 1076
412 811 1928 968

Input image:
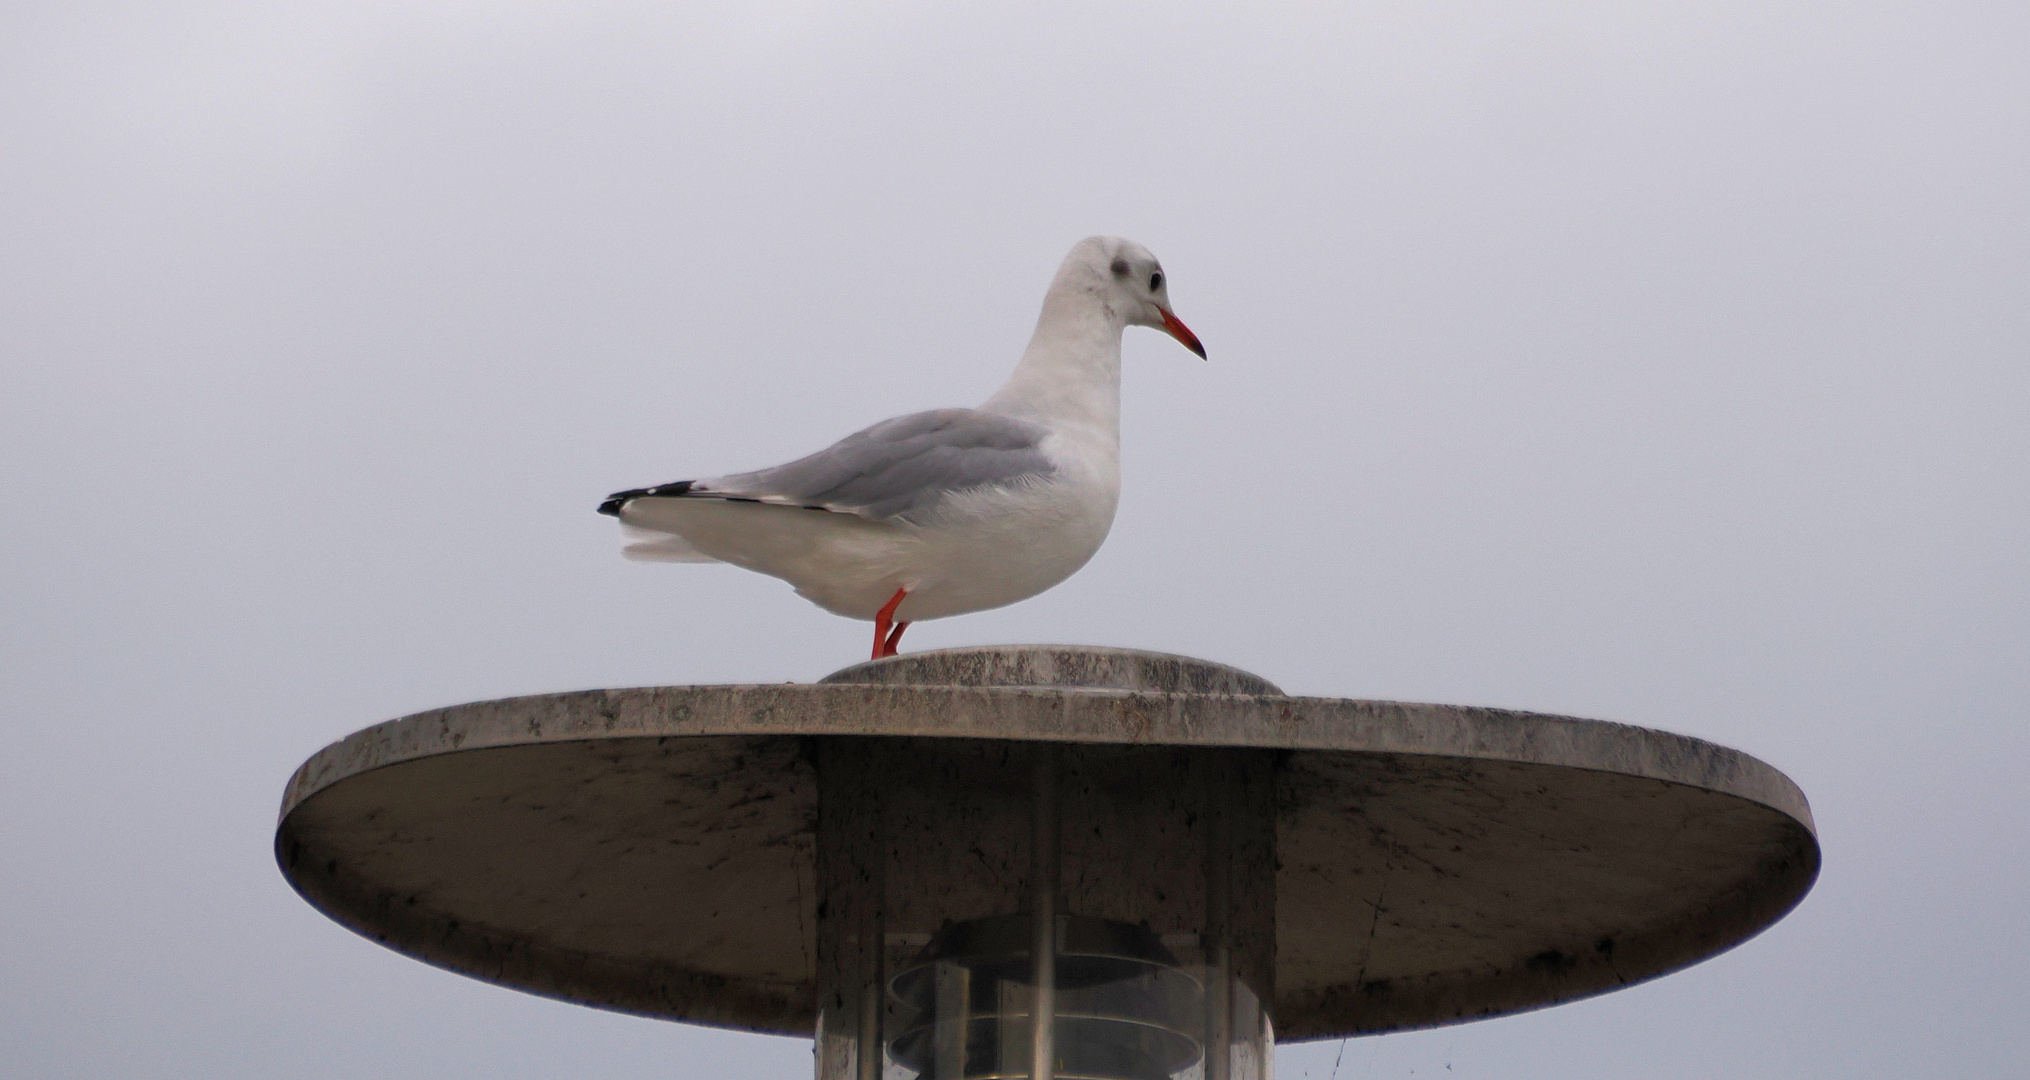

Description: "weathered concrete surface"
820 645 1284 696
276 646 1818 1041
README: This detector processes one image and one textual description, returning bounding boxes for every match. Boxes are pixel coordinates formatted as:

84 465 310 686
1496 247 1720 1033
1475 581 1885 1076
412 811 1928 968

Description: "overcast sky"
3 2 2025 1077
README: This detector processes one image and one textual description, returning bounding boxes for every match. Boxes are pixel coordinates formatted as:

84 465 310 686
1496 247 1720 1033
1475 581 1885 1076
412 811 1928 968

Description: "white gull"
598 236 1206 660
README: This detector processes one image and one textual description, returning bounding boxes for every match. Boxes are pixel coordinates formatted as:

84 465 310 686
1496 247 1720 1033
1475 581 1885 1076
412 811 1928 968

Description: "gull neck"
981 277 1125 439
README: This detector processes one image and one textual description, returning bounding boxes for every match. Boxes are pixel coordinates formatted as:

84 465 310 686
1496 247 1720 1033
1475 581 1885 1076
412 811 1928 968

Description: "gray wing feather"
712 408 1055 522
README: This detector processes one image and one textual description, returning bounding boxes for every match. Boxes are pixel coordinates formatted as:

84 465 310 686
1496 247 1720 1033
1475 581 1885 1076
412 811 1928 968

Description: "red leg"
883 620 910 657
871 588 908 661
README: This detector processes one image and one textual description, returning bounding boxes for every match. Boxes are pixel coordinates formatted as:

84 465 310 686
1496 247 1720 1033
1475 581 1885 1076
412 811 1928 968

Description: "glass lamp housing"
815 738 1276 1080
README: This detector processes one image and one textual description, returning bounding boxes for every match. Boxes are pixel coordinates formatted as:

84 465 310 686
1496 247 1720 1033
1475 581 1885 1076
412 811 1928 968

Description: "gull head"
1060 236 1207 359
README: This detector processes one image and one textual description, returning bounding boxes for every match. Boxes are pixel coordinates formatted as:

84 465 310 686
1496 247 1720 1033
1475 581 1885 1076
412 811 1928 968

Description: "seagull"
598 236 1206 661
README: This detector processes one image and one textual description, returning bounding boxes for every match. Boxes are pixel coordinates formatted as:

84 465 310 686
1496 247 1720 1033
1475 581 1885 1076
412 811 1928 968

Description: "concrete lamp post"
276 646 1818 1079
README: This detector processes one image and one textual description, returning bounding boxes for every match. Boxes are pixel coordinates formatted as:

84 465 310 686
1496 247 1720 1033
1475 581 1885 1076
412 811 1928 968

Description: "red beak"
1159 307 1208 359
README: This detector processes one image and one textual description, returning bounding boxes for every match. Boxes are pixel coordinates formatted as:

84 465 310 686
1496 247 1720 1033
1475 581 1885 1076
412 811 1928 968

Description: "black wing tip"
597 480 696 517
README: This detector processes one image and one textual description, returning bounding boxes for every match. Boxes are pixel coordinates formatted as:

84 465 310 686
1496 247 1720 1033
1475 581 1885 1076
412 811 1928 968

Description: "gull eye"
1149 271 1163 291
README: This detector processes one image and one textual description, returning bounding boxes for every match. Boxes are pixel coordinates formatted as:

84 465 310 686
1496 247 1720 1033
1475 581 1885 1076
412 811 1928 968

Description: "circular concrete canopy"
276 646 1818 1042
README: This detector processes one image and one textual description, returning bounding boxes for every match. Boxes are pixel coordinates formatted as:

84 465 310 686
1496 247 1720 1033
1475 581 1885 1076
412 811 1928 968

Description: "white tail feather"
620 524 721 563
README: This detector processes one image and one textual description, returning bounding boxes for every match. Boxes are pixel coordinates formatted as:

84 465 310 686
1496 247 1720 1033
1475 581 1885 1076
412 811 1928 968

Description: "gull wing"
602 408 1055 525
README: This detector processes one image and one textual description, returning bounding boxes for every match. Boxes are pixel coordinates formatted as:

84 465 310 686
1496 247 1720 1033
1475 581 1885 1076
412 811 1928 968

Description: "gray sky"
3 1 2025 1076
